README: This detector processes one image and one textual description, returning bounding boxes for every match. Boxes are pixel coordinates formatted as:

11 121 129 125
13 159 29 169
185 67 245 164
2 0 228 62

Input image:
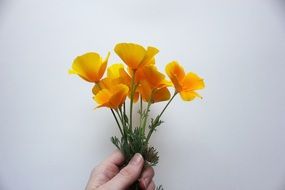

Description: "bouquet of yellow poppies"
69 43 205 189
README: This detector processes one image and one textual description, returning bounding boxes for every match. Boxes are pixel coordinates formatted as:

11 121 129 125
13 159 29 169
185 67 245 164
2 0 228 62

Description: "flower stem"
110 109 123 136
123 102 126 120
116 108 125 128
116 108 130 144
139 96 143 129
145 91 178 143
142 100 151 133
158 91 178 118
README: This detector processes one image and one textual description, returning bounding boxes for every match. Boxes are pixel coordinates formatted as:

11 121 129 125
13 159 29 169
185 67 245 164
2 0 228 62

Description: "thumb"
102 153 144 190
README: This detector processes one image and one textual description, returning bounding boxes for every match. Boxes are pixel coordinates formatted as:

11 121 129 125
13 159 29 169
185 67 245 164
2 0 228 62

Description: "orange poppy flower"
107 64 131 86
138 65 171 103
105 63 139 102
69 52 110 82
166 61 205 101
93 78 129 109
114 43 159 70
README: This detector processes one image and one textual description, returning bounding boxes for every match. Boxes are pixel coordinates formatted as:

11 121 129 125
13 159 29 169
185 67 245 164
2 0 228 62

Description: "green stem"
110 109 123 136
115 108 129 143
119 107 127 130
116 109 124 128
141 89 156 133
142 100 152 133
145 91 178 143
139 96 143 129
123 102 126 122
158 91 178 118
140 95 143 113
97 83 123 135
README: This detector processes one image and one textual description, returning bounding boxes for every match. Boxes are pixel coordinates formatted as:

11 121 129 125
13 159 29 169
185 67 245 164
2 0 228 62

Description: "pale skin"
86 150 155 190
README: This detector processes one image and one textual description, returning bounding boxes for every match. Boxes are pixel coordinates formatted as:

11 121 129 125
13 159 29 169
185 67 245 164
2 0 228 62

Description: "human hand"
85 150 155 190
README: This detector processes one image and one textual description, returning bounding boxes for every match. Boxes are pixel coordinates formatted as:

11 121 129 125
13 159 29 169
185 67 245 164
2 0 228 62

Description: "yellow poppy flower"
114 43 159 70
166 61 205 101
105 63 140 102
138 65 171 103
93 78 129 109
107 63 131 86
69 52 110 82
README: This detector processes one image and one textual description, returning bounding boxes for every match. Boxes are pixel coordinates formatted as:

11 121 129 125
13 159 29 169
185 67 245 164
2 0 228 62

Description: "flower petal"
114 43 146 69
94 89 111 105
138 80 152 102
132 91 140 103
140 46 159 67
92 84 101 95
165 61 185 81
107 63 124 79
97 52 110 80
182 72 205 91
70 52 107 82
109 84 129 108
153 87 171 103
179 90 201 101
142 65 165 88
107 63 131 86
165 61 185 91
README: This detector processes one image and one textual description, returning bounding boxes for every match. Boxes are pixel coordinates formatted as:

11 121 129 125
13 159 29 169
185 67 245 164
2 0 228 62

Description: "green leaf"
111 136 120 149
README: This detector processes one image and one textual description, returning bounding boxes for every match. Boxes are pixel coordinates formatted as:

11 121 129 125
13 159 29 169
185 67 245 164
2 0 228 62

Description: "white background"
0 0 285 189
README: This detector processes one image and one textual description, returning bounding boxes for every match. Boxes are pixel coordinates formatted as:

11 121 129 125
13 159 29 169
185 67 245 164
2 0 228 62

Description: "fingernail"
129 153 143 165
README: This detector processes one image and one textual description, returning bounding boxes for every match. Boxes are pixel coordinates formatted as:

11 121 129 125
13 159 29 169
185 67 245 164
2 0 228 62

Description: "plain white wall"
0 0 285 189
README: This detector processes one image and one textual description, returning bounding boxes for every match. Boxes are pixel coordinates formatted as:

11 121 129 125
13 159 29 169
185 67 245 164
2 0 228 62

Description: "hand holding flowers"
70 43 205 189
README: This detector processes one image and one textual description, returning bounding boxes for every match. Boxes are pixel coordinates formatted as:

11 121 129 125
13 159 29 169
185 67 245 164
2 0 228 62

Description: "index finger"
101 150 125 167
86 150 125 190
